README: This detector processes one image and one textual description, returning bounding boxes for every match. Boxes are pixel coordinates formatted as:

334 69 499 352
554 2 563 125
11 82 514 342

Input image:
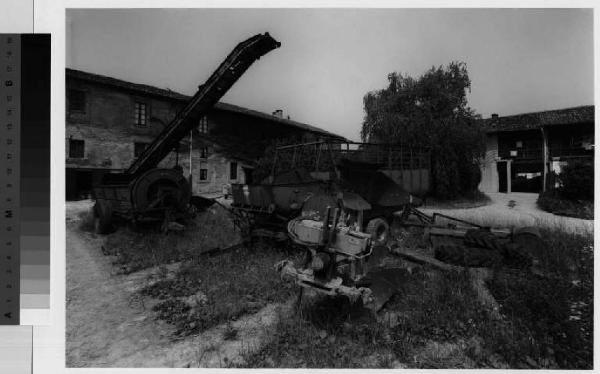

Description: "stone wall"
66 79 182 170
66 78 261 197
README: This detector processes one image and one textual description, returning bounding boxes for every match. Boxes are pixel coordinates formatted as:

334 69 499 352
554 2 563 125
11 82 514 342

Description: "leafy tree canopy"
361 62 486 199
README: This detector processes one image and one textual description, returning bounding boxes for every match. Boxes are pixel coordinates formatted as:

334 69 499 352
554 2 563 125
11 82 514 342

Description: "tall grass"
102 204 241 273
238 227 593 369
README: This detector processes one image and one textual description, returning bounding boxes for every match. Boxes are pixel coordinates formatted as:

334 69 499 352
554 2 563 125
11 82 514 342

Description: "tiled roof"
66 68 345 140
482 105 594 133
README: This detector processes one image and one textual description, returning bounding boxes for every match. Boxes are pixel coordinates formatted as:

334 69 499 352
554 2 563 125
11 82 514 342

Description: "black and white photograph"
64 7 594 369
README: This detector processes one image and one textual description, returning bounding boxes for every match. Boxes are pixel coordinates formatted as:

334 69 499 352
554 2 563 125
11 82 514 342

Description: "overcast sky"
66 8 593 141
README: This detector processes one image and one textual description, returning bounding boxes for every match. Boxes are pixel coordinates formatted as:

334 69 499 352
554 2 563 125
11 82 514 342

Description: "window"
69 139 85 158
199 168 208 181
199 116 208 133
200 146 208 158
68 89 86 112
134 102 147 127
134 142 149 158
230 162 238 180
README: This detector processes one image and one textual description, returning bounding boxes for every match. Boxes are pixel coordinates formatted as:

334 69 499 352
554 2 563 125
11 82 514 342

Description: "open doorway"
511 162 543 193
497 161 507 193
242 167 254 184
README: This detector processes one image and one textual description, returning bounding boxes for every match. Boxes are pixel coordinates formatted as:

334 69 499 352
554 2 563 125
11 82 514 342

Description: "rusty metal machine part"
126 33 281 177
92 33 281 229
130 168 191 213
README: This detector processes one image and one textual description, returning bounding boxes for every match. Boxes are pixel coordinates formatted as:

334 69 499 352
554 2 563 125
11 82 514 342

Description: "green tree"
361 62 485 199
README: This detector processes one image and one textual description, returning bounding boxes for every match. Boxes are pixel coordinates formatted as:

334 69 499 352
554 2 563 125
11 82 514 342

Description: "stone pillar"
507 160 512 194
541 127 548 192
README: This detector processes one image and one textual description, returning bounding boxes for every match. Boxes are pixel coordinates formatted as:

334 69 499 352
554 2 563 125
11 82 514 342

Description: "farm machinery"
228 140 542 309
230 140 434 308
91 33 281 233
274 201 543 311
229 141 431 244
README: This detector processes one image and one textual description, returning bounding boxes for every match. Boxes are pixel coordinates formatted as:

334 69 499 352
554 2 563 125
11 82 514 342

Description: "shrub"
537 191 593 219
557 160 593 201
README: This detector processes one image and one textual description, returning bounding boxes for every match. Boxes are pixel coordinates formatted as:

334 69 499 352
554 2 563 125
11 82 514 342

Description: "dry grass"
140 242 302 337
424 191 492 210
102 204 241 273
238 227 593 369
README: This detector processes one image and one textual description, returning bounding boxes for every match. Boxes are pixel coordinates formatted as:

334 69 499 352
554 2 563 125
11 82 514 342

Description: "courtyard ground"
422 192 592 235
65 196 593 368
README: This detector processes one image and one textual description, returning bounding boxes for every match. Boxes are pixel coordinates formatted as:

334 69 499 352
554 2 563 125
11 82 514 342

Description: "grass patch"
239 270 492 368
537 191 593 220
237 296 396 368
484 228 593 369
140 243 302 337
102 204 240 273
424 190 491 210
238 227 593 369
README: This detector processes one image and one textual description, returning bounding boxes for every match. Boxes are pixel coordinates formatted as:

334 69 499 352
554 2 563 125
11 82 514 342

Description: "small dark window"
200 146 208 158
134 102 147 127
199 168 208 181
68 89 86 112
69 139 84 158
199 117 208 133
134 142 148 158
230 162 238 180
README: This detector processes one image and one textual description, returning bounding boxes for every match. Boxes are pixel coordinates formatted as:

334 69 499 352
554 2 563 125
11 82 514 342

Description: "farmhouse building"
65 68 344 199
478 105 594 194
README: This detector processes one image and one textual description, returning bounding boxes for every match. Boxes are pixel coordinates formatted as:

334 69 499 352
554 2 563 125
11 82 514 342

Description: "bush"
557 161 593 201
537 191 593 219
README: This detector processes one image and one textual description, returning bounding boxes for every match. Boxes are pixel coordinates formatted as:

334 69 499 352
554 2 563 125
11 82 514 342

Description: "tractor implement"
91 33 281 233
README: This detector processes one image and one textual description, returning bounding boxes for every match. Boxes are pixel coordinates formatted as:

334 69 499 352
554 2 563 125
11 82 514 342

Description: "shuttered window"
134 102 147 127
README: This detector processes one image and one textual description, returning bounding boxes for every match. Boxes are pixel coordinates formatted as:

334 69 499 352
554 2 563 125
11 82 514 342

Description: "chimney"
272 109 283 118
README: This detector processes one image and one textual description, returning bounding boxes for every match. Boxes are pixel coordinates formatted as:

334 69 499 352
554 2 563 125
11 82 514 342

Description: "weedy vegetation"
140 242 302 337
89 196 592 368
102 204 241 273
236 227 593 369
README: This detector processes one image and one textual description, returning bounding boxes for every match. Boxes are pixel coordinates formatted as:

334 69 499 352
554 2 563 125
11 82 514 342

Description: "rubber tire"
366 218 390 246
464 229 534 268
434 245 502 268
93 200 112 235
464 229 504 251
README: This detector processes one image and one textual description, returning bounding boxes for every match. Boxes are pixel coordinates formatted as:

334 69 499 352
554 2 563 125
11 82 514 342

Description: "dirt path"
66 201 281 367
422 192 592 235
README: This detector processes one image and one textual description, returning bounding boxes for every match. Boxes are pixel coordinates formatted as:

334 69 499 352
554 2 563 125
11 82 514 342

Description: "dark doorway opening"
66 169 108 200
497 161 507 193
243 167 254 185
511 162 543 193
